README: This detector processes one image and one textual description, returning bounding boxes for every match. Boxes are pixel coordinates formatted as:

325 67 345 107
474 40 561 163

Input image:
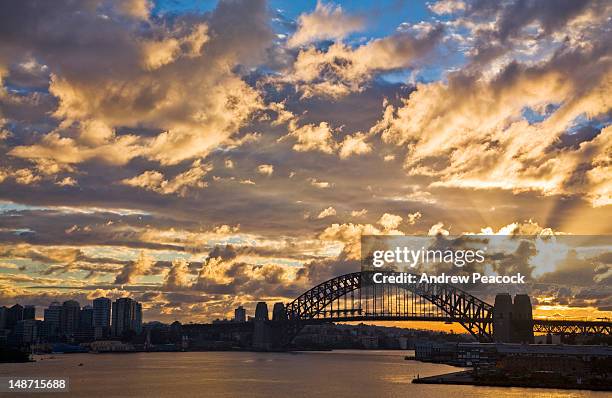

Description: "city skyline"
1 295 143 344
0 0 611 329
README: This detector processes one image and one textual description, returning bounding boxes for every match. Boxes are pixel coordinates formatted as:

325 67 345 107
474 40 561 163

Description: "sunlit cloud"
0 0 609 323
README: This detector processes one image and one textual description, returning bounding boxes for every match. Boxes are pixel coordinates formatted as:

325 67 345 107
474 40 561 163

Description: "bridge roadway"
301 317 611 335
181 316 611 336
293 311 612 336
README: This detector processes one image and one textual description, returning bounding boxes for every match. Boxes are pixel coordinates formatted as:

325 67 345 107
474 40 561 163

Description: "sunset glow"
0 0 610 326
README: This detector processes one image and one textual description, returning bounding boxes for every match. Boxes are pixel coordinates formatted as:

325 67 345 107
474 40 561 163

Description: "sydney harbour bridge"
183 271 611 350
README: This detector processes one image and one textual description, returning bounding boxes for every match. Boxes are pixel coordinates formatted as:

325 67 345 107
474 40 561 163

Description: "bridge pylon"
253 302 293 351
492 293 534 343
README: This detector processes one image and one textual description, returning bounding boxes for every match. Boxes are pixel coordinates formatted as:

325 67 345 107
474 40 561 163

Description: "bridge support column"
493 293 534 343
493 293 513 342
512 294 534 343
253 302 271 351
253 302 290 351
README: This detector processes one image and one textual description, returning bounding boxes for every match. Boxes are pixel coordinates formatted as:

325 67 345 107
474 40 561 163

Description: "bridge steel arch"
285 271 494 342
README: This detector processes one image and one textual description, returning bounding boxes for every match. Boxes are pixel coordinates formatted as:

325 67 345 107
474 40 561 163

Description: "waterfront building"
234 306 246 323
6 304 24 330
93 297 112 339
494 344 612 381
112 298 142 337
75 305 95 342
13 319 42 344
135 301 142 333
80 305 94 328
23 305 36 320
93 298 111 327
43 301 62 338
90 340 135 352
534 334 561 344
61 300 81 337
457 342 612 379
0 306 7 330
359 335 379 349
415 341 459 364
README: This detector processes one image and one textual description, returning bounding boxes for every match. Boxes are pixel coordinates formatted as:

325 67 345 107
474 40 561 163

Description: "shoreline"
413 370 612 392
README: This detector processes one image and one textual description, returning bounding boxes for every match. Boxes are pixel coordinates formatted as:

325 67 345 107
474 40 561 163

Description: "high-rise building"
234 306 246 323
61 300 81 337
23 305 36 320
75 305 95 342
111 298 142 337
93 297 111 339
44 302 62 338
79 305 94 328
134 302 142 334
14 319 42 344
6 304 24 330
93 297 111 327
0 306 7 330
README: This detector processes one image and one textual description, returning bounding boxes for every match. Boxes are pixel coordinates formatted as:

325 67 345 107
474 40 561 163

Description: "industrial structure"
248 271 611 350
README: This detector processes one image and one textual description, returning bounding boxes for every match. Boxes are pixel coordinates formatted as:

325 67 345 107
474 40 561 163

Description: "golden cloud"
287 1 364 47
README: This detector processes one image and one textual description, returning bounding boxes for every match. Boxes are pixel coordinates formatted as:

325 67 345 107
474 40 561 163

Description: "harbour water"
0 350 607 397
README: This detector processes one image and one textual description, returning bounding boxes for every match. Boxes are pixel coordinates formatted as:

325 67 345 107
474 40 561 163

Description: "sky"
0 0 610 329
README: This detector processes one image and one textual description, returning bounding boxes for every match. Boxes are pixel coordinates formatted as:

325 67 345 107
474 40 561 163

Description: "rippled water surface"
0 350 606 397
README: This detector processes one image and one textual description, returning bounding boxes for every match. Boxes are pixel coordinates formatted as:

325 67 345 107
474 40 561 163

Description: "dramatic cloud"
285 121 338 154
288 1 365 47
0 0 609 323
163 258 192 289
275 26 444 97
121 160 212 196
5 0 272 168
371 39 612 206
429 0 466 15
339 132 372 159
114 252 155 285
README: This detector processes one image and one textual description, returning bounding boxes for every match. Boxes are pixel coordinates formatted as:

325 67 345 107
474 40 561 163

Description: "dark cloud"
0 0 609 323
465 0 609 65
